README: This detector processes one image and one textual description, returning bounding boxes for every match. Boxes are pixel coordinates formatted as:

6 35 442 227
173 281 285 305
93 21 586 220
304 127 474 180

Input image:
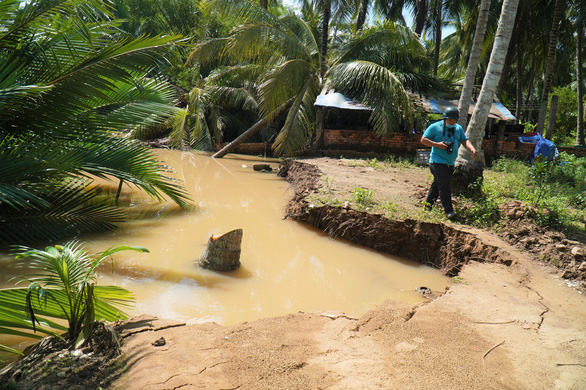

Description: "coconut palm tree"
196 0 438 157
0 241 145 354
456 0 491 131
535 0 566 137
453 0 521 192
168 66 262 151
0 0 192 245
575 3 585 145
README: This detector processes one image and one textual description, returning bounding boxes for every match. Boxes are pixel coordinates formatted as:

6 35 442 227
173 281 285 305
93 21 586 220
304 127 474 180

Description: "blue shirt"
422 120 468 165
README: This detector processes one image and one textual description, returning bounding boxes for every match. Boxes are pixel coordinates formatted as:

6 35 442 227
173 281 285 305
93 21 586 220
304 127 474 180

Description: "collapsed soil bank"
280 160 517 277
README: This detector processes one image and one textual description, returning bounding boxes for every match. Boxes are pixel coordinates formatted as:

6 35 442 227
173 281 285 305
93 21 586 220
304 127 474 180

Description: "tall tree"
355 0 369 31
456 0 491 131
535 0 565 136
575 3 585 145
453 0 520 192
321 0 332 74
432 0 442 75
195 0 435 156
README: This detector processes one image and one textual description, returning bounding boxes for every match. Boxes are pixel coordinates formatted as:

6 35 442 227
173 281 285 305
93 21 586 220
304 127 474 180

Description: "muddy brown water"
0 150 448 356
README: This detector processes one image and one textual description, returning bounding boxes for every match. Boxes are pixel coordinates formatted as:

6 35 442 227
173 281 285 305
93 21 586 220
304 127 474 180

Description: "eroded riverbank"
1 156 585 390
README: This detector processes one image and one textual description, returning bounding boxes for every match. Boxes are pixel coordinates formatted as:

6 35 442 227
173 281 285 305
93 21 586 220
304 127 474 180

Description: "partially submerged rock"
253 164 272 172
198 229 243 271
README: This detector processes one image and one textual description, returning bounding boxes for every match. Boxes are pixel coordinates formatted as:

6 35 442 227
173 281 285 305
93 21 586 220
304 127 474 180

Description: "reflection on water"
0 150 448 350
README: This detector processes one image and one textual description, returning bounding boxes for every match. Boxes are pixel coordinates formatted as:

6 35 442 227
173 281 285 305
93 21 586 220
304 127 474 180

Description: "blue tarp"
518 133 559 162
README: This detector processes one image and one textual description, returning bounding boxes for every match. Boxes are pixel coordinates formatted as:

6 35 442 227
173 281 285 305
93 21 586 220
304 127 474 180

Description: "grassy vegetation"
458 153 586 238
312 154 586 240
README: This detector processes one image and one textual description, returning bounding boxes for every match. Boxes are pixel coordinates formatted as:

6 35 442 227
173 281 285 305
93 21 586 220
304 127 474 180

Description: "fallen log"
198 229 243 271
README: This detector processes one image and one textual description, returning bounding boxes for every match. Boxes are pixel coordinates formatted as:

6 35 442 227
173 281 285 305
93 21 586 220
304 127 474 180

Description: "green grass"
307 154 586 240
458 153 586 238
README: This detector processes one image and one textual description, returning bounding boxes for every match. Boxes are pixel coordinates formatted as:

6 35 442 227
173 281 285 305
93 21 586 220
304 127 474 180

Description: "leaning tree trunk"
535 0 565 135
453 0 520 196
577 21 585 145
212 101 292 158
457 0 491 131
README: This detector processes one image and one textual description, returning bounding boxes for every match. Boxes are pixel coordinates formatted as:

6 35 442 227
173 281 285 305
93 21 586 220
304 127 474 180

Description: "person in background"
420 107 478 219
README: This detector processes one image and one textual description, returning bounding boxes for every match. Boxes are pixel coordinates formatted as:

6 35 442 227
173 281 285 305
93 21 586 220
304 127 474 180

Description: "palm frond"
0 180 123 246
328 60 413 136
272 76 319 155
0 0 112 48
0 241 143 350
332 20 428 70
210 0 287 28
258 59 317 117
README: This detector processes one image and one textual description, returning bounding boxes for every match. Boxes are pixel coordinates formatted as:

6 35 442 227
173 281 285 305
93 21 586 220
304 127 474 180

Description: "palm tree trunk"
457 0 491 131
356 0 370 31
577 21 585 145
515 38 522 121
535 0 565 136
495 29 515 100
453 0 520 195
432 0 442 76
524 71 535 122
259 0 268 9
414 0 427 36
321 0 332 76
545 94 559 140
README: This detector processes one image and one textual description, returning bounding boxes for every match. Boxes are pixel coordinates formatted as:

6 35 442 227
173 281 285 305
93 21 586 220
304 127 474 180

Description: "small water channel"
0 150 448 354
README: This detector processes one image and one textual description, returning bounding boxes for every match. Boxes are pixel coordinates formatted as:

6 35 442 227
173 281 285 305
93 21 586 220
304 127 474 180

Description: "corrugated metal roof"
314 92 371 111
315 92 516 121
426 99 516 121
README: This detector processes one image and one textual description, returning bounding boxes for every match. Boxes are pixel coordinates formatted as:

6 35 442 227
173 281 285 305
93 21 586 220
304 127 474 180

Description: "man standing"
420 107 478 218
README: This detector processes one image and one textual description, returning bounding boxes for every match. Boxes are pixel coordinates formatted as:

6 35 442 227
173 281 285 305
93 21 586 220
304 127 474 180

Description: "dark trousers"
425 163 454 214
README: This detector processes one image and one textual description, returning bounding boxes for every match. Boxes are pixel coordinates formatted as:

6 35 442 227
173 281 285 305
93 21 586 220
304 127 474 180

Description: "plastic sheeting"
518 133 559 162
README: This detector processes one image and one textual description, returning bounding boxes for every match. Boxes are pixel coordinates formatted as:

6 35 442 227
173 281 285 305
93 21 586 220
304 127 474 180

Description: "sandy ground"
2 157 585 390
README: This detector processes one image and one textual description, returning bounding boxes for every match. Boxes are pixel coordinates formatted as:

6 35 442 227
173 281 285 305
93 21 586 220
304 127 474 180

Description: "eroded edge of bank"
280 159 518 277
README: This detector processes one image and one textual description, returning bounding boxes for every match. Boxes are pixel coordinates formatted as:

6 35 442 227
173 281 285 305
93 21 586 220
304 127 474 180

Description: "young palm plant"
0 0 192 245
167 66 261 151
0 241 146 355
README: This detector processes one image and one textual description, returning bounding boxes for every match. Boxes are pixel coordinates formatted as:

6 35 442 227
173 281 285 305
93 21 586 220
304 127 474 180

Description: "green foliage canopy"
0 0 192 245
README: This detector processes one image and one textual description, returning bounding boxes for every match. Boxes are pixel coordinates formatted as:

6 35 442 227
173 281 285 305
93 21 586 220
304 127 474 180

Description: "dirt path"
2 157 585 389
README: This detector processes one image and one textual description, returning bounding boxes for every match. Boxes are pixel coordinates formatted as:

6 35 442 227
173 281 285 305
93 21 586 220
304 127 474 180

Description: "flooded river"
0 150 448 353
